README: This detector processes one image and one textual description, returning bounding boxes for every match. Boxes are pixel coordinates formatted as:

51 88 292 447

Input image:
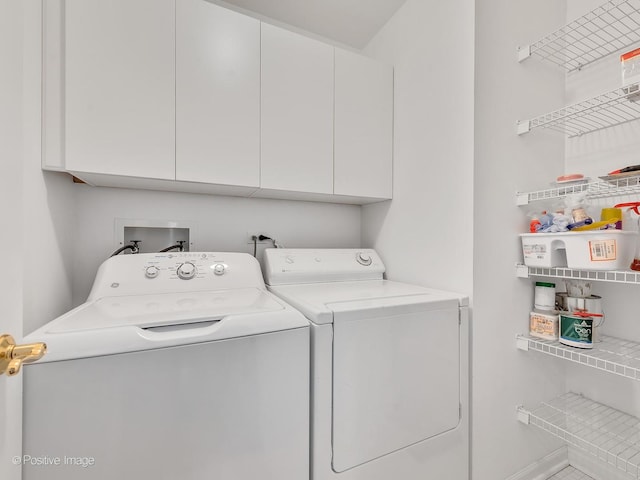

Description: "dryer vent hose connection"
251 235 283 257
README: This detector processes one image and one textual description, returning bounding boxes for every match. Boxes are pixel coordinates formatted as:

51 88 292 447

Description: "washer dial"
177 262 197 280
145 266 160 279
213 264 226 276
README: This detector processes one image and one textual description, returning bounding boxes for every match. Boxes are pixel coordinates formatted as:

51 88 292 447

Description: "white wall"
0 0 75 339
0 2 75 477
473 1 570 479
361 1 474 478
0 1 26 477
70 186 361 306
21 0 75 336
362 0 475 295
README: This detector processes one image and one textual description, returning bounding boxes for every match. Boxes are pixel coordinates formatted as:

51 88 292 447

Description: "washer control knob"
213 264 226 276
177 262 197 280
356 252 372 266
145 266 160 279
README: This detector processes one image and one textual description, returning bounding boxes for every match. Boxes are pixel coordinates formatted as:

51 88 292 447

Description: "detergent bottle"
615 202 640 271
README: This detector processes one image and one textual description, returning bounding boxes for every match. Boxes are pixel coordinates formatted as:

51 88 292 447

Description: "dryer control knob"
213 264 226 276
145 266 160 279
356 252 372 266
177 262 197 280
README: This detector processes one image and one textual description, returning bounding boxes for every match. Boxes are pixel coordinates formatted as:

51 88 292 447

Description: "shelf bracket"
516 264 530 279
515 192 529 206
517 120 531 135
517 45 531 63
516 335 530 351
516 405 531 425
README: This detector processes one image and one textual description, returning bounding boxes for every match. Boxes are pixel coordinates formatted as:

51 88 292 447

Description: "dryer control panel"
263 249 385 286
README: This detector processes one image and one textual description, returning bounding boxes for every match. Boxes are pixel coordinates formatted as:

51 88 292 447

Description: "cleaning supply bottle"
614 202 640 271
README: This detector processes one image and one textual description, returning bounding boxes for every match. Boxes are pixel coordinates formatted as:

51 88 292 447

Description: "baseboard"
504 447 569 480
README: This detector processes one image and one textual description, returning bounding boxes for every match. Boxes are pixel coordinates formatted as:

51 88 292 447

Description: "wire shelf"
519 0 640 72
517 264 640 285
518 392 640 478
516 175 640 205
548 466 595 480
517 84 640 137
517 334 640 381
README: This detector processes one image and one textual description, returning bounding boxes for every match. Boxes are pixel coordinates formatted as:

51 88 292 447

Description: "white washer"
263 248 469 480
22 252 309 480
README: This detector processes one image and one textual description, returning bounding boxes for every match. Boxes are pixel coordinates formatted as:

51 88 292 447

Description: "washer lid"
25 288 309 362
268 280 467 324
46 288 282 333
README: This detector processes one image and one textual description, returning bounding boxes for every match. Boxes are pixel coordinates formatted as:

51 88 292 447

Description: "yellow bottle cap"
601 207 622 222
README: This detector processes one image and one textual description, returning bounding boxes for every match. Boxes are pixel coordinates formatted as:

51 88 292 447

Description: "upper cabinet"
334 49 393 199
43 0 393 204
260 24 334 194
64 0 175 180
176 0 260 188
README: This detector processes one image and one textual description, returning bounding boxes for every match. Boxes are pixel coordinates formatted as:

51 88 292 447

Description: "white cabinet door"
261 24 334 194
176 0 260 187
64 0 175 180
334 49 393 199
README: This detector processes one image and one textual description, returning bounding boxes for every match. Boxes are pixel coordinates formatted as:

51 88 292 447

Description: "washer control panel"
142 254 232 281
88 252 264 299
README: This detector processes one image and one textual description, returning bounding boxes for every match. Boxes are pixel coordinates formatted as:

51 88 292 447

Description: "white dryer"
263 248 469 480
22 252 309 480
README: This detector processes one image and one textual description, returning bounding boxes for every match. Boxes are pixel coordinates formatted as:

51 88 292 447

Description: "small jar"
572 207 589 223
534 281 556 311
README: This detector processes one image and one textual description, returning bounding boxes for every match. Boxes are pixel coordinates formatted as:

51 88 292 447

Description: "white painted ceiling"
215 0 408 49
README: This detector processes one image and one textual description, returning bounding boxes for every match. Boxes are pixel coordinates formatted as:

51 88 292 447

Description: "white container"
621 47 640 90
563 230 638 270
521 231 638 270
520 233 568 268
529 310 559 340
534 281 556 311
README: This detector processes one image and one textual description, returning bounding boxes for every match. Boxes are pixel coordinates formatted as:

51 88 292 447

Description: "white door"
261 23 334 194
1 1 25 478
64 0 175 180
176 0 260 187
334 48 393 199
331 301 460 472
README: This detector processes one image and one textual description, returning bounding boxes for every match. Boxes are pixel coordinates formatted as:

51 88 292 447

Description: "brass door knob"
0 335 47 376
